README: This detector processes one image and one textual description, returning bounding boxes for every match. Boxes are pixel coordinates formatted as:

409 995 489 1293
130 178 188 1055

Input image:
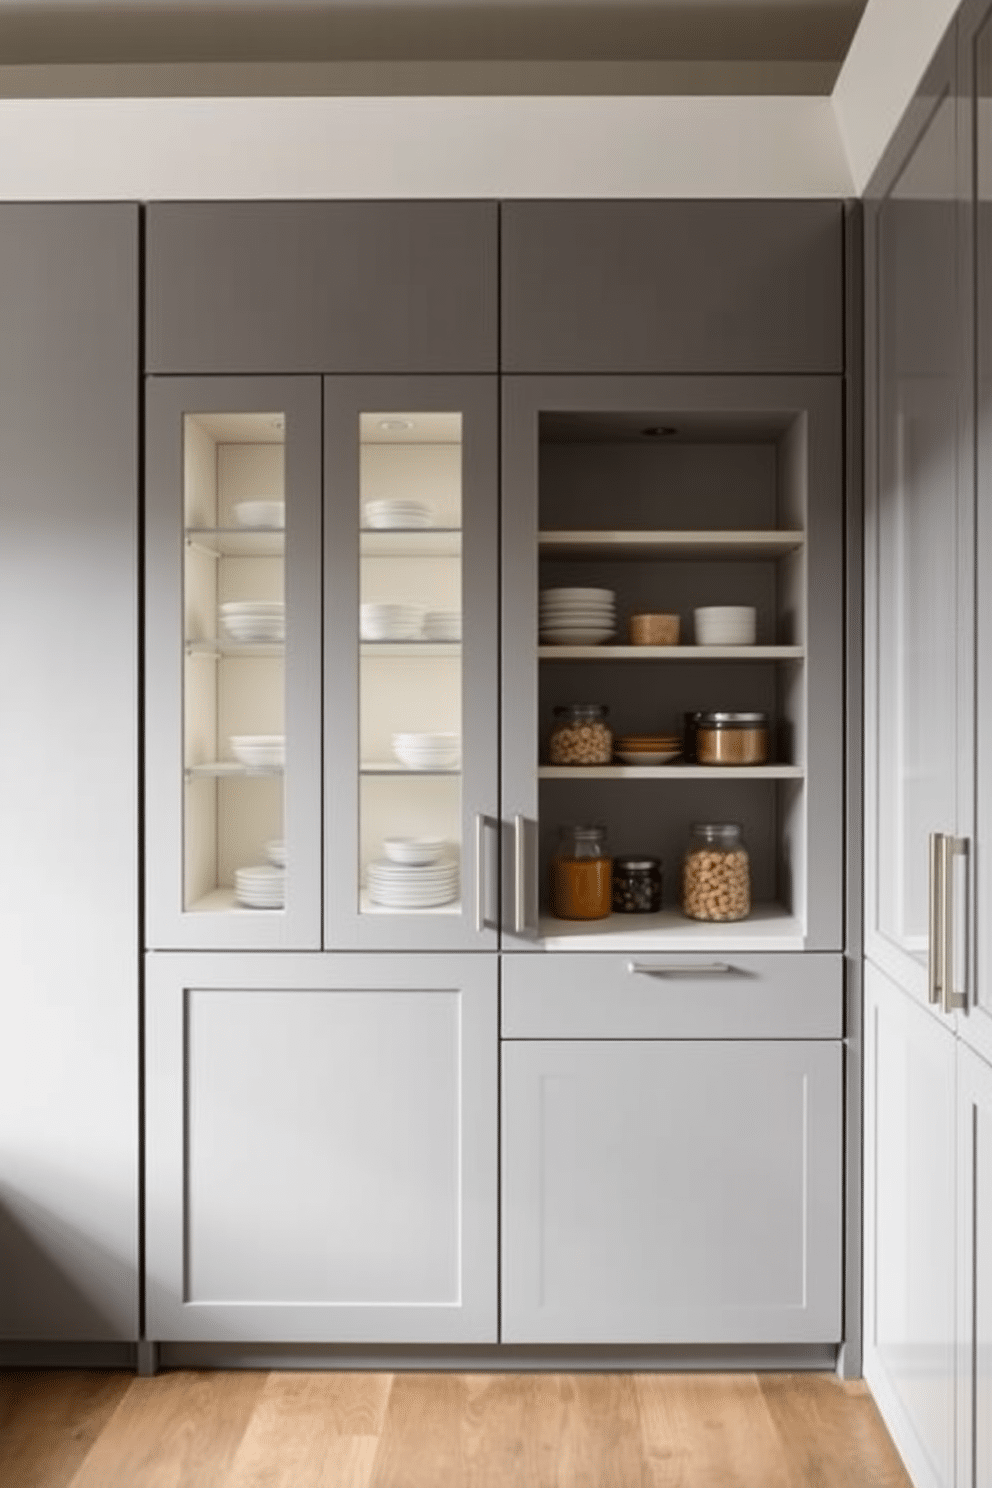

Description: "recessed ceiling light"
377 418 415 432
642 425 677 438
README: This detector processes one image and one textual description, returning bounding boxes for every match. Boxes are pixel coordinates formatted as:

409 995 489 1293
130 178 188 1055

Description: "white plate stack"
234 864 285 909
423 609 462 642
366 856 459 909
220 600 285 643
540 587 617 645
234 500 285 529
230 734 285 768
265 838 286 868
392 732 461 770
363 499 434 530
360 602 425 641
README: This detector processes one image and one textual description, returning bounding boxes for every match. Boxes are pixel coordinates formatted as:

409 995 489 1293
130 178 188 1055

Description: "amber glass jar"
550 824 612 919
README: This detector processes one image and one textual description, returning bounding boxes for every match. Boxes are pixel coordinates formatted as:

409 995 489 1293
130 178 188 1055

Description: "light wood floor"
0 1369 912 1487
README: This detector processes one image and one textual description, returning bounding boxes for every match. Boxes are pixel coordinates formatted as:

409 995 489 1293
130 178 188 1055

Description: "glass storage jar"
612 855 663 913
550 824 612 919
548 703 612 765
695 711 769 766
681 823 751 921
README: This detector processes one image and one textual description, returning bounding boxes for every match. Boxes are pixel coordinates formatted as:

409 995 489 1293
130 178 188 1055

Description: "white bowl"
694 606 757 646
230 734 285 767
234 500 285 529
383 836 448 865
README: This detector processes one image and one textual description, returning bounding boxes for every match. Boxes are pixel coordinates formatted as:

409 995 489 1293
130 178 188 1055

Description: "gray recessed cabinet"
135 199 852 1357
862 7 992 1485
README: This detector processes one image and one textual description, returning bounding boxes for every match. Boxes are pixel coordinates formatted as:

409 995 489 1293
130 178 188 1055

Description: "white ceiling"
0 0 872 95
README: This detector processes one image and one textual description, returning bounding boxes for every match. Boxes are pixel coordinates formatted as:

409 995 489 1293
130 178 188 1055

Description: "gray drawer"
501 952 843 1040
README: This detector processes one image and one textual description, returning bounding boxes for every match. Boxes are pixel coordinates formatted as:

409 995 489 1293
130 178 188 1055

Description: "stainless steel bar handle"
514 814 529 936
940 834 968 1014
628 961 733 977
475 814 498 933
928 831 943 1005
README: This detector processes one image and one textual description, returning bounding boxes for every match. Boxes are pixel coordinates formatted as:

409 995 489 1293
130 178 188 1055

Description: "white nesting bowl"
693 606 757 646
233 500 285 529
230 734 285 767
382 836 448 865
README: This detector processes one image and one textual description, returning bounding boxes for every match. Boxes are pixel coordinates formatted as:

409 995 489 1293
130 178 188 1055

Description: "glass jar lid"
553 702 609 719
695 711 768 727
690 822 742 844
614 855 661 873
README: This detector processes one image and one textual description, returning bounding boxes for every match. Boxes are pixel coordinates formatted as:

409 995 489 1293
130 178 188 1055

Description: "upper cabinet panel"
501 201 845 374
145 202 498 374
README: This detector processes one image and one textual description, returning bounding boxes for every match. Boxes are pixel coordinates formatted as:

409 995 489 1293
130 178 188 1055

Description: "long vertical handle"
475 814 498 933
513 814 533 936
928 831 944 1005
940 834 968 1014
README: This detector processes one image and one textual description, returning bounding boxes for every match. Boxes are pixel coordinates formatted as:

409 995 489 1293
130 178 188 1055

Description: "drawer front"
501 951 843 1039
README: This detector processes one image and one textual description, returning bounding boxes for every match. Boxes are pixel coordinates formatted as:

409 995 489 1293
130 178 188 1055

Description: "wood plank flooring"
0 1369 912 1487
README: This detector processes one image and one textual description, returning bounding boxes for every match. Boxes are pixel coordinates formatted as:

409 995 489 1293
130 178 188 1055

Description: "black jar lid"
613 855 662 873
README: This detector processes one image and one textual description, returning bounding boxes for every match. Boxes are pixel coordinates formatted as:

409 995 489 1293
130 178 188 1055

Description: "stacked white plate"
423 610 462 642
234 864 285 909
363 499 434 530
366 857 459 908
265 838 286 868
220 600 285 643
392 732 461 769
230 734 285 768
540 587 617 645
360 602 425 641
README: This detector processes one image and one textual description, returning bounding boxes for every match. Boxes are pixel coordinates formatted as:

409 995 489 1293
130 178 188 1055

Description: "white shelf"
360 762 461 776
186 761 284 779
539 529 804 561
539 764 804 780
185 526 284 558
186 640 284 658
360 641 461 658
538 644 804 661
536 903 804 952
359 891 461 916
360 528 461 558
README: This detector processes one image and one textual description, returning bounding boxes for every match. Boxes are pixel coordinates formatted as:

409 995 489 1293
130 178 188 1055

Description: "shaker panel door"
502 1038 842 1344
145 953 497 1343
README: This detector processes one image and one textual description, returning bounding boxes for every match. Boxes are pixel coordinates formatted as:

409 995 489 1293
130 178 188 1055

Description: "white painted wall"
0 95 851 199
832 0 960 192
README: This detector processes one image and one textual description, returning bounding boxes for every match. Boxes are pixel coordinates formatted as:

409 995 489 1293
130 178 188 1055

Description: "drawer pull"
628 960 734 977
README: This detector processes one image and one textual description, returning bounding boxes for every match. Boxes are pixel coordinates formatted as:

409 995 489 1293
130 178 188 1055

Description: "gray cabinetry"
502 1033 842 1344
500 201 844 374
145 202 498 375
0 205 140 1343
145 953 497 1344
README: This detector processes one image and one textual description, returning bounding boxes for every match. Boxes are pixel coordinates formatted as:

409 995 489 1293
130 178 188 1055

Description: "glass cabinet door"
324 378 499 950
145 377 322 949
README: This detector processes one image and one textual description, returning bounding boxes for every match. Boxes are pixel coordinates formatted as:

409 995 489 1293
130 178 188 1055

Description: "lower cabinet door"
501 1038 842 1344
145 952 497 1343
958 1043 992 1488
863 961 957 1488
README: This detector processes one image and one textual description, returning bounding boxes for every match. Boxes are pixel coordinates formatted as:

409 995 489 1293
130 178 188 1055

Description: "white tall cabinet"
863 6 992 1484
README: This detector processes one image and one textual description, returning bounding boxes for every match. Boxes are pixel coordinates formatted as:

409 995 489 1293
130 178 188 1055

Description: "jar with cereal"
681 823 751 922
548 703 612 766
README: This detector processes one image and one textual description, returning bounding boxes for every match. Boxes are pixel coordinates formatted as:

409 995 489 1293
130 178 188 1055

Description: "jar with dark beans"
612 856 663 913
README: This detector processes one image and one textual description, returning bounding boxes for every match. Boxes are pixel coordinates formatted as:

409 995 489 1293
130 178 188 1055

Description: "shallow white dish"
234 500 285 529
230 734 285 767
541 586 615 602
382 837 448 865
265 839 286 867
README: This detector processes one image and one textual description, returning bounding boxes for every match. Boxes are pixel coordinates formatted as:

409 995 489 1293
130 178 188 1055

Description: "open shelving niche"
534 407 811 951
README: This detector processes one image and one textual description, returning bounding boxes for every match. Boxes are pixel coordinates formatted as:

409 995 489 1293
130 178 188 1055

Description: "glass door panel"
324 379 498 950
146 377 322 950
